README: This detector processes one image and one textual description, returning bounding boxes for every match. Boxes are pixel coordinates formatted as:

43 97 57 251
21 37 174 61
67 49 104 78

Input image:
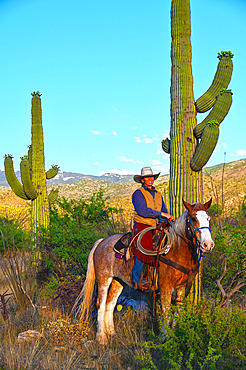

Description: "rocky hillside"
0 159 245 222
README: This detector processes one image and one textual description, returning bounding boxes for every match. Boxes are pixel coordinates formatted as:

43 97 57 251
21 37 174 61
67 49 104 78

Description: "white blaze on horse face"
196 210 214 252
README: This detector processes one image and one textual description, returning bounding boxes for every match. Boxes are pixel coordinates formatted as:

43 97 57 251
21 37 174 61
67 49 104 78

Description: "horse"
74 198 214 344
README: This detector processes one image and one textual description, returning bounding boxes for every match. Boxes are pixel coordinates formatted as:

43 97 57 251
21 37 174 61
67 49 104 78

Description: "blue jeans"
132 256 144 284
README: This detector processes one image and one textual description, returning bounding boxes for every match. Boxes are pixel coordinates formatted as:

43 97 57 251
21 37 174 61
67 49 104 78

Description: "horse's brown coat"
74 199 214 344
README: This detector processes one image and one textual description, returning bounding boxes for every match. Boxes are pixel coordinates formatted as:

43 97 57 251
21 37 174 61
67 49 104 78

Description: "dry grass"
0 300 153 369
0 188 30 229
1 159 245 368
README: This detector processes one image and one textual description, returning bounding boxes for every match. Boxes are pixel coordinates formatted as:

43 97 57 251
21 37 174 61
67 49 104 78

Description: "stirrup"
135 279 150 291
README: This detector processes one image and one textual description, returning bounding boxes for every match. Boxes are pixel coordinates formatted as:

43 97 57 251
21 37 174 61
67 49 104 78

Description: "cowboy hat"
133 167 160 183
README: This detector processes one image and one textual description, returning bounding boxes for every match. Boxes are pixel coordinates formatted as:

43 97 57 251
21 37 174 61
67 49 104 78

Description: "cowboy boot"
136 271 150 291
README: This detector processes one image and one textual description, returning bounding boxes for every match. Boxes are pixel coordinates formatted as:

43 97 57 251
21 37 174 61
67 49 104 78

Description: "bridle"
186 211 212 261
158 210 212 297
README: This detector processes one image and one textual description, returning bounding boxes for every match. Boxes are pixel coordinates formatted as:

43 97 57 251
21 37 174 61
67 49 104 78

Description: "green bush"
38 190 120 279
203 220 246 300
139 300 246 369
240 196 246 217
208 203 222 217
0 216 30 254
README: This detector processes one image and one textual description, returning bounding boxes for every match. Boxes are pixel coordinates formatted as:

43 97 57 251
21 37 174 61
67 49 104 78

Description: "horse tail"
73 238 103 321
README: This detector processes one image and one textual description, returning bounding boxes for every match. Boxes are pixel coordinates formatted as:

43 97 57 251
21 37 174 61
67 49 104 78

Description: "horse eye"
191 217 196 223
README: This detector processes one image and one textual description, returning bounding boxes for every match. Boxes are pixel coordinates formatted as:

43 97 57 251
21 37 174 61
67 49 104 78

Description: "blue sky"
0 0 245 176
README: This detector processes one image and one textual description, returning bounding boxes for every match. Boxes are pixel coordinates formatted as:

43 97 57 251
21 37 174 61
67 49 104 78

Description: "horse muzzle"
200 239 214 253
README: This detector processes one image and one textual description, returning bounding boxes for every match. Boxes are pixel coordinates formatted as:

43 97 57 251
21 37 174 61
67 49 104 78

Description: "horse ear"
182 199 193 212
204 197 212 210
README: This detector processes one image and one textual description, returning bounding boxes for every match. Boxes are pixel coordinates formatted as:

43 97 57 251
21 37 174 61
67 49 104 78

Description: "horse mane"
169 210 188 244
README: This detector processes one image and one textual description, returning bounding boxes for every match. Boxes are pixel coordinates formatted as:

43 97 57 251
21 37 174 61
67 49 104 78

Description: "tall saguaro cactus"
162 0 233 218
162 0 233 303
4 92 58 231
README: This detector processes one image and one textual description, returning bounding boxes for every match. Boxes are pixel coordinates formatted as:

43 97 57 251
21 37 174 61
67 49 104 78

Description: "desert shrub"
203 219 246 301
42 315 89 347
240 195 246 217
209 203 222 217
0 230 36 312
39 275 85 313
38 190 121 279
138 300 246 369
0 216 30 254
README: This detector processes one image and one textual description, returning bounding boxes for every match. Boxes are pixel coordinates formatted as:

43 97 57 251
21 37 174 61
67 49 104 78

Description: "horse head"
182 198 214 254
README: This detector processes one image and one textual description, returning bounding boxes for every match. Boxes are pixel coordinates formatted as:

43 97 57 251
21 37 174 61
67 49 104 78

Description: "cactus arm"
4 155 30 200
48 188 59 204
190 121 220 171
28 145 32 178
20 158 37 200
46 165 59 179
195 54 233 113
194 89 232 139
161 138 170 154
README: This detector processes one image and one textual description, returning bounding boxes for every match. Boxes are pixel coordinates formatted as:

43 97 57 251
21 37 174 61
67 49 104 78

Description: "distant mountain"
0 169 134 187
1 158 245 188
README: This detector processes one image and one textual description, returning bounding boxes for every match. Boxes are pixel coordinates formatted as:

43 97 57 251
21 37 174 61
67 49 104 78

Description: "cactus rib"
194 90 232 138
195 56 233 113
4 156 30 200
191 122 220 171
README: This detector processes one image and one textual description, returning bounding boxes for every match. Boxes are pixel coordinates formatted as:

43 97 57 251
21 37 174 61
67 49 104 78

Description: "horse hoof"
106 330 116 336
96 334 108 346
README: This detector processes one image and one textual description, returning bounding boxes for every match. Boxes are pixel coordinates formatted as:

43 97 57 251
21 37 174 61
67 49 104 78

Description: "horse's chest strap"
158 255 199 297
158 255 199 276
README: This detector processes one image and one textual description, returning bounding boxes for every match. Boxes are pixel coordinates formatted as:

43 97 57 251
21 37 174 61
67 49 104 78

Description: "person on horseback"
131 167 175 290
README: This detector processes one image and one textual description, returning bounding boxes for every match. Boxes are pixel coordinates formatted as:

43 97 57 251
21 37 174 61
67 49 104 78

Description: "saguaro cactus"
162 0 233 218
4 92 58 231
161 0 233 304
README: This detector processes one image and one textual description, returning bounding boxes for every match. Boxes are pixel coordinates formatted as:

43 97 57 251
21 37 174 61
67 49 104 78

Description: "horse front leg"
105 279 123 337
176 286 185 307
159 287 172 317
169 286 186 328
96 277 113 345
158 286 173 338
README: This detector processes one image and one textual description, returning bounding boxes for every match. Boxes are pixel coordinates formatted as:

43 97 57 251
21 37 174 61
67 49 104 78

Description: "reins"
130 210 212 299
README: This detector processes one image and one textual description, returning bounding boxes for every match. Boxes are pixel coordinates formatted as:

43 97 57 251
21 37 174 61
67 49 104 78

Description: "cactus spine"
4 92 58 231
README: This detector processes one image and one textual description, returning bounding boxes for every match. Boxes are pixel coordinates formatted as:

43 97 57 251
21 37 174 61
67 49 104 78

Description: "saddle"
113 231 160 293
113 229 168 257
113 232 131 259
